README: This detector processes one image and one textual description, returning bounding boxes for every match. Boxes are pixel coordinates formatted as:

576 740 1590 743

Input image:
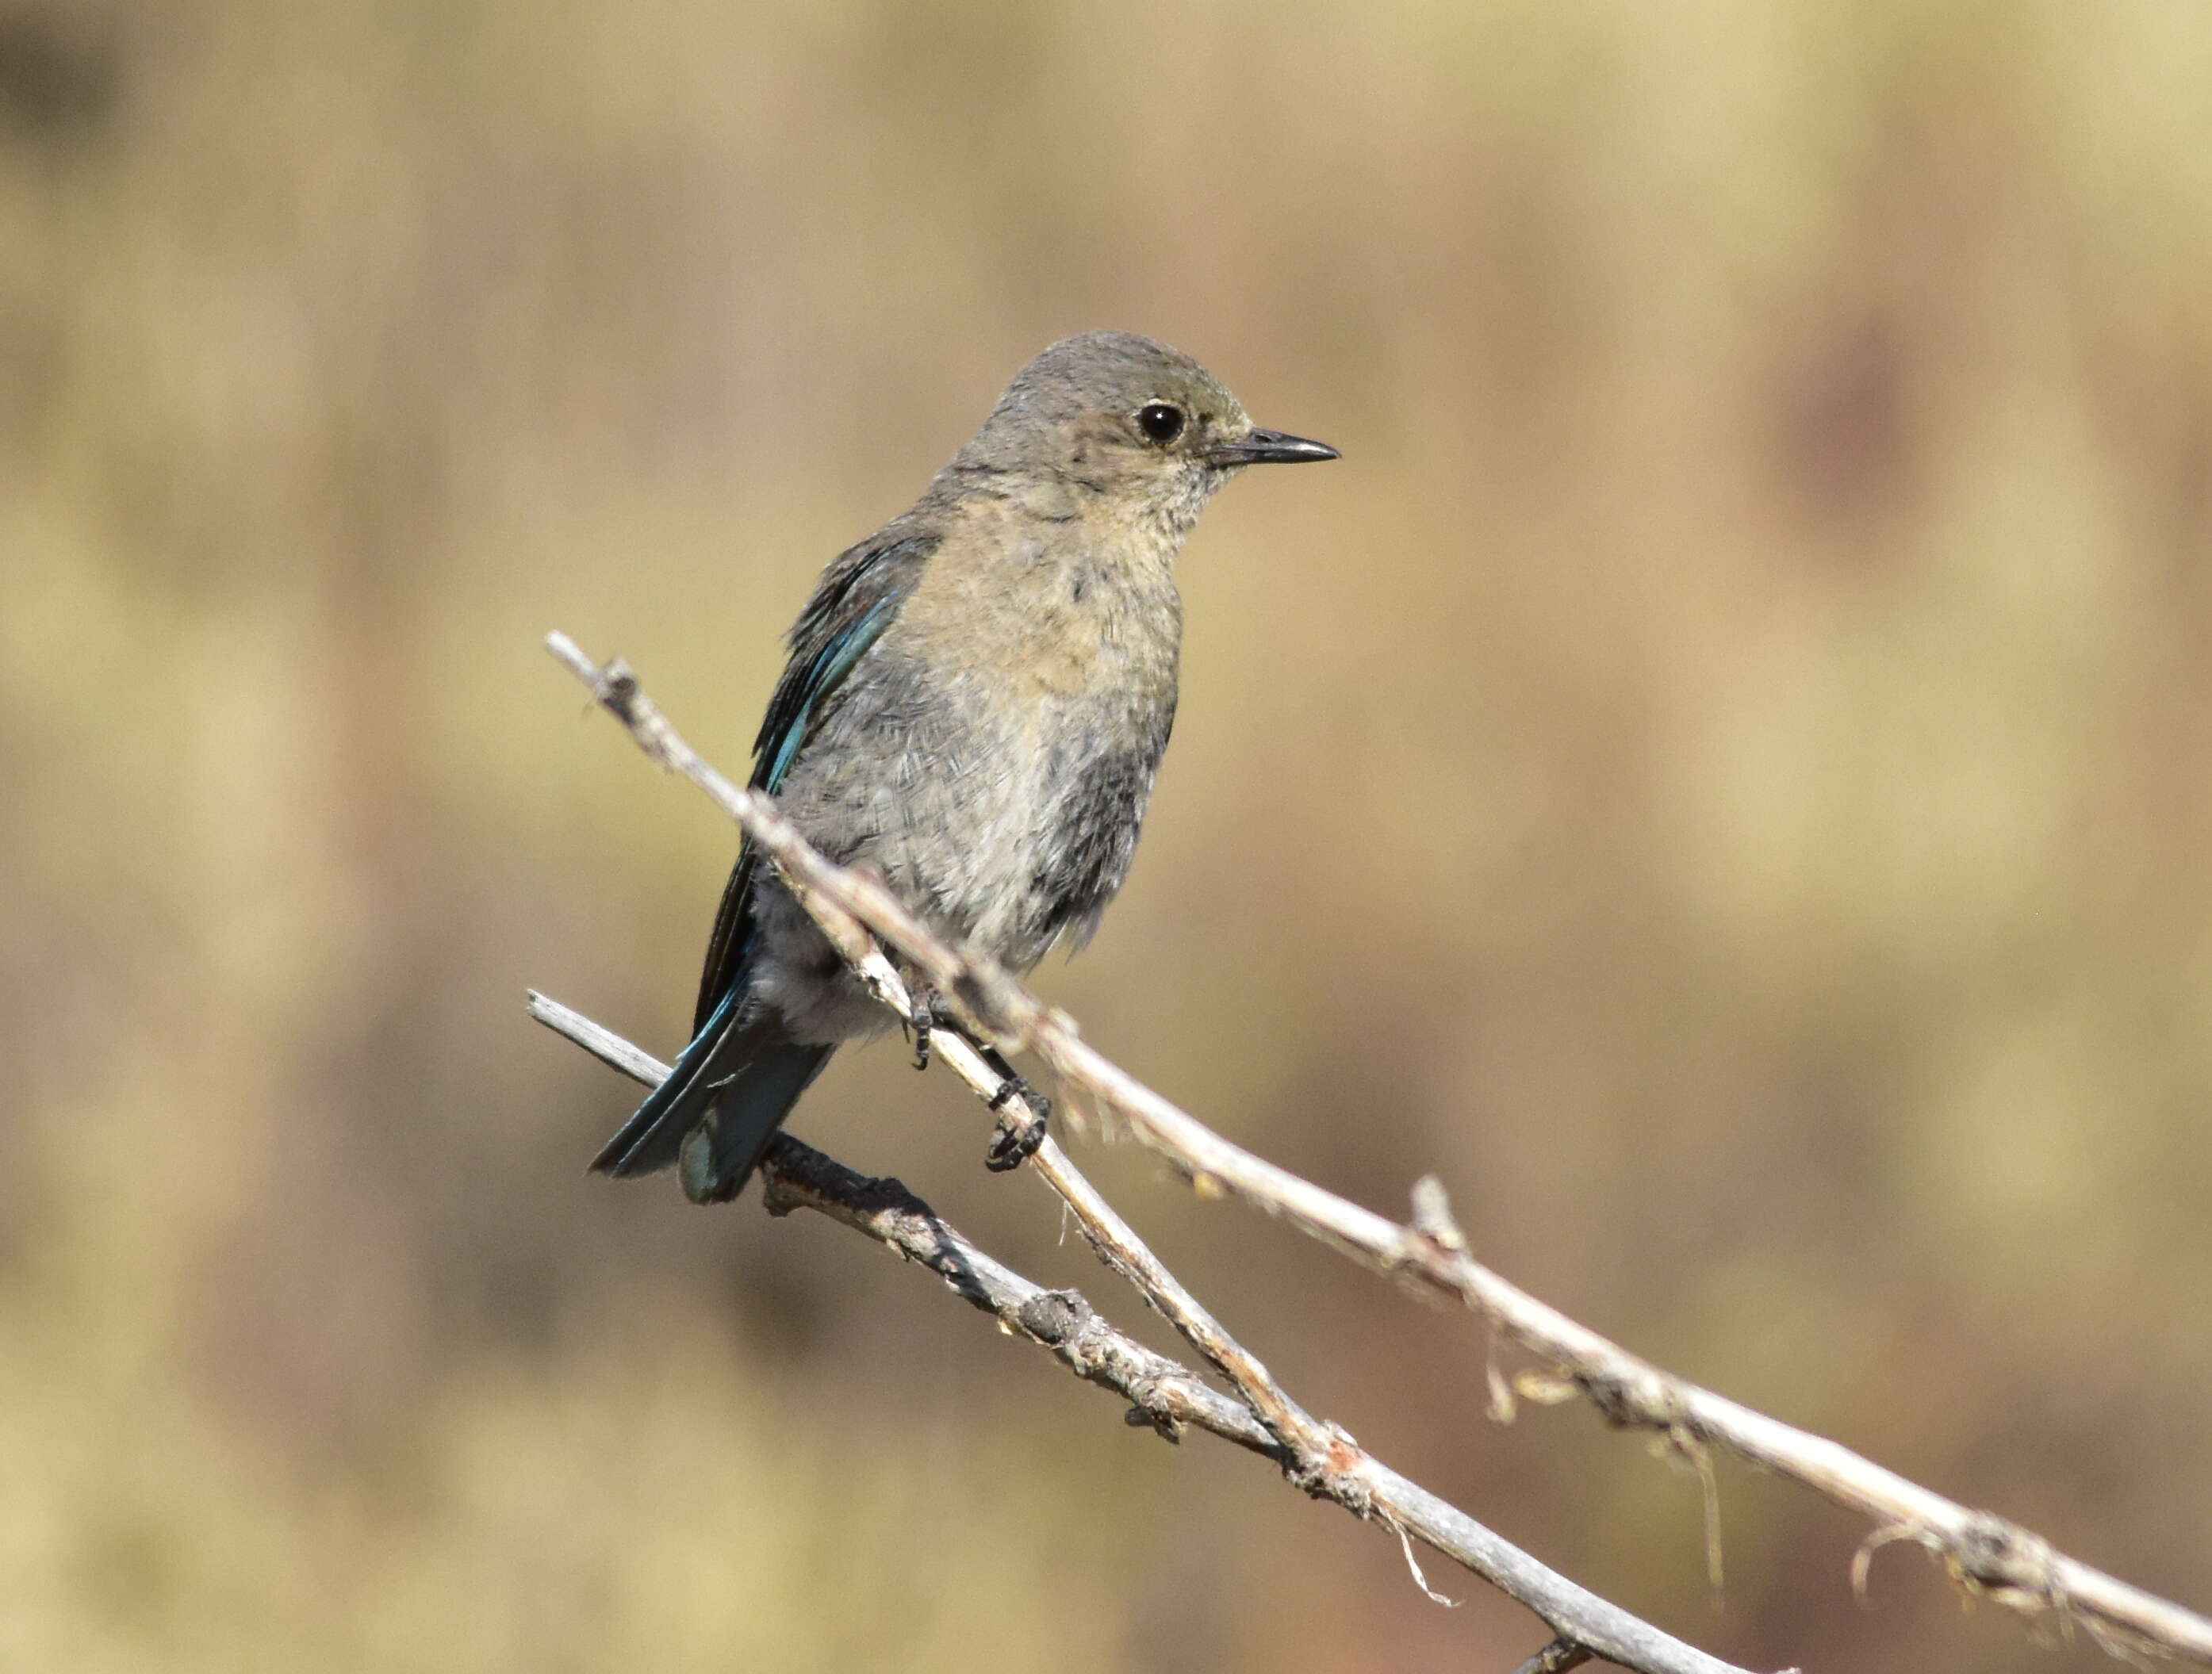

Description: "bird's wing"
692 528 939 1031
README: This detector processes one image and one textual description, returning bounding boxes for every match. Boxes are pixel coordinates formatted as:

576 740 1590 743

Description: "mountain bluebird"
594 331 1338 1201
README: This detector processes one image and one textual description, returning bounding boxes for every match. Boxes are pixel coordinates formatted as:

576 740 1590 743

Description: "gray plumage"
593 331 1337 1201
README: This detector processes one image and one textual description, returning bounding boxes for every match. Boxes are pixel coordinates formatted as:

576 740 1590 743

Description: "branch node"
1581 1365 1689 1433
1322 1420 1364 1469
593 656 641 718
1281 1425 1374 1515
1409 1174 1469 1254
1123 1403 1186 1443
1509 1638 1593 1674
1015 1288 1091 1347
1512 1367 1582 1408
1946 1511 2063 1619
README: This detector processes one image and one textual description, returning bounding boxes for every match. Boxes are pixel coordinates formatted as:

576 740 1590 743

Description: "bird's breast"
899 524 1183 703
839 539 1180 965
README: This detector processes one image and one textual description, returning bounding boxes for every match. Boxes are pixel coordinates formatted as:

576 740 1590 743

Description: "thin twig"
528 993 1760 1674
546 628 2212 1666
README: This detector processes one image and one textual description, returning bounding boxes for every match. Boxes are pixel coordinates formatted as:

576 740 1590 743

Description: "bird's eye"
1136 402 1186 445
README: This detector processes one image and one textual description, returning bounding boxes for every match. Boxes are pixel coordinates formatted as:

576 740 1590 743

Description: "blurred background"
6 2 2212 1668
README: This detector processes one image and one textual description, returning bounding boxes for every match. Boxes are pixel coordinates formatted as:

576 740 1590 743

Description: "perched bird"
594 331 1338 1202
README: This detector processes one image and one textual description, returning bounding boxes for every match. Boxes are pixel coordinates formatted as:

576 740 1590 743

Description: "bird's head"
947 331 1337 539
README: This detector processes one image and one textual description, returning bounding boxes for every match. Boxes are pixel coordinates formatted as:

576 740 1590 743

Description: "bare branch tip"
543 629 588 672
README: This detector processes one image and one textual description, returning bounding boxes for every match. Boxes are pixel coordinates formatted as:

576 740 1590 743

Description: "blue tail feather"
677 1038 833 1203
591 990 832 1200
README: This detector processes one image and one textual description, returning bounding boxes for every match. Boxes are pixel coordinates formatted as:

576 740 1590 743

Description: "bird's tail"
591 993 833 1202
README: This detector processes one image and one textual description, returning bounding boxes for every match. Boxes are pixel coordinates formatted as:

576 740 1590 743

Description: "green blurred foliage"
5 2 2211 1668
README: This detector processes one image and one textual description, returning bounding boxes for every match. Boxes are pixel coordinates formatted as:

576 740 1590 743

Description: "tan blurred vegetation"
6 1 2212 1668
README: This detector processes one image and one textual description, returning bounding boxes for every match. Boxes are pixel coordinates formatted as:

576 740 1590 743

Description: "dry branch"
544 628 2212 1668
529 993 1758 1674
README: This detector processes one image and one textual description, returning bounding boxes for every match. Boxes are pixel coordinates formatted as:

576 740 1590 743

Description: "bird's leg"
900 979 1043 1165
907 981 938 1071
915 992 1046 1166
979 1041 1050 1171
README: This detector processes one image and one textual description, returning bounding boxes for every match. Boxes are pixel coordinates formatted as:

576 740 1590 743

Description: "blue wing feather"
592 529 936 1182
690 532 937 1031
760 593 907 791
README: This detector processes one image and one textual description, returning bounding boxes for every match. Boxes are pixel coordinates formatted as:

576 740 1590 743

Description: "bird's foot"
908 984 938 1071
984 1077 1051 1172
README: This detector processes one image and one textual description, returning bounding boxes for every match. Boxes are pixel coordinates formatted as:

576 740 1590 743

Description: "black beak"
1205 427 1341 466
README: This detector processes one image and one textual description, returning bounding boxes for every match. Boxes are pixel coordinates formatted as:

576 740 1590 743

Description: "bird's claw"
984 1077 1050 1171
